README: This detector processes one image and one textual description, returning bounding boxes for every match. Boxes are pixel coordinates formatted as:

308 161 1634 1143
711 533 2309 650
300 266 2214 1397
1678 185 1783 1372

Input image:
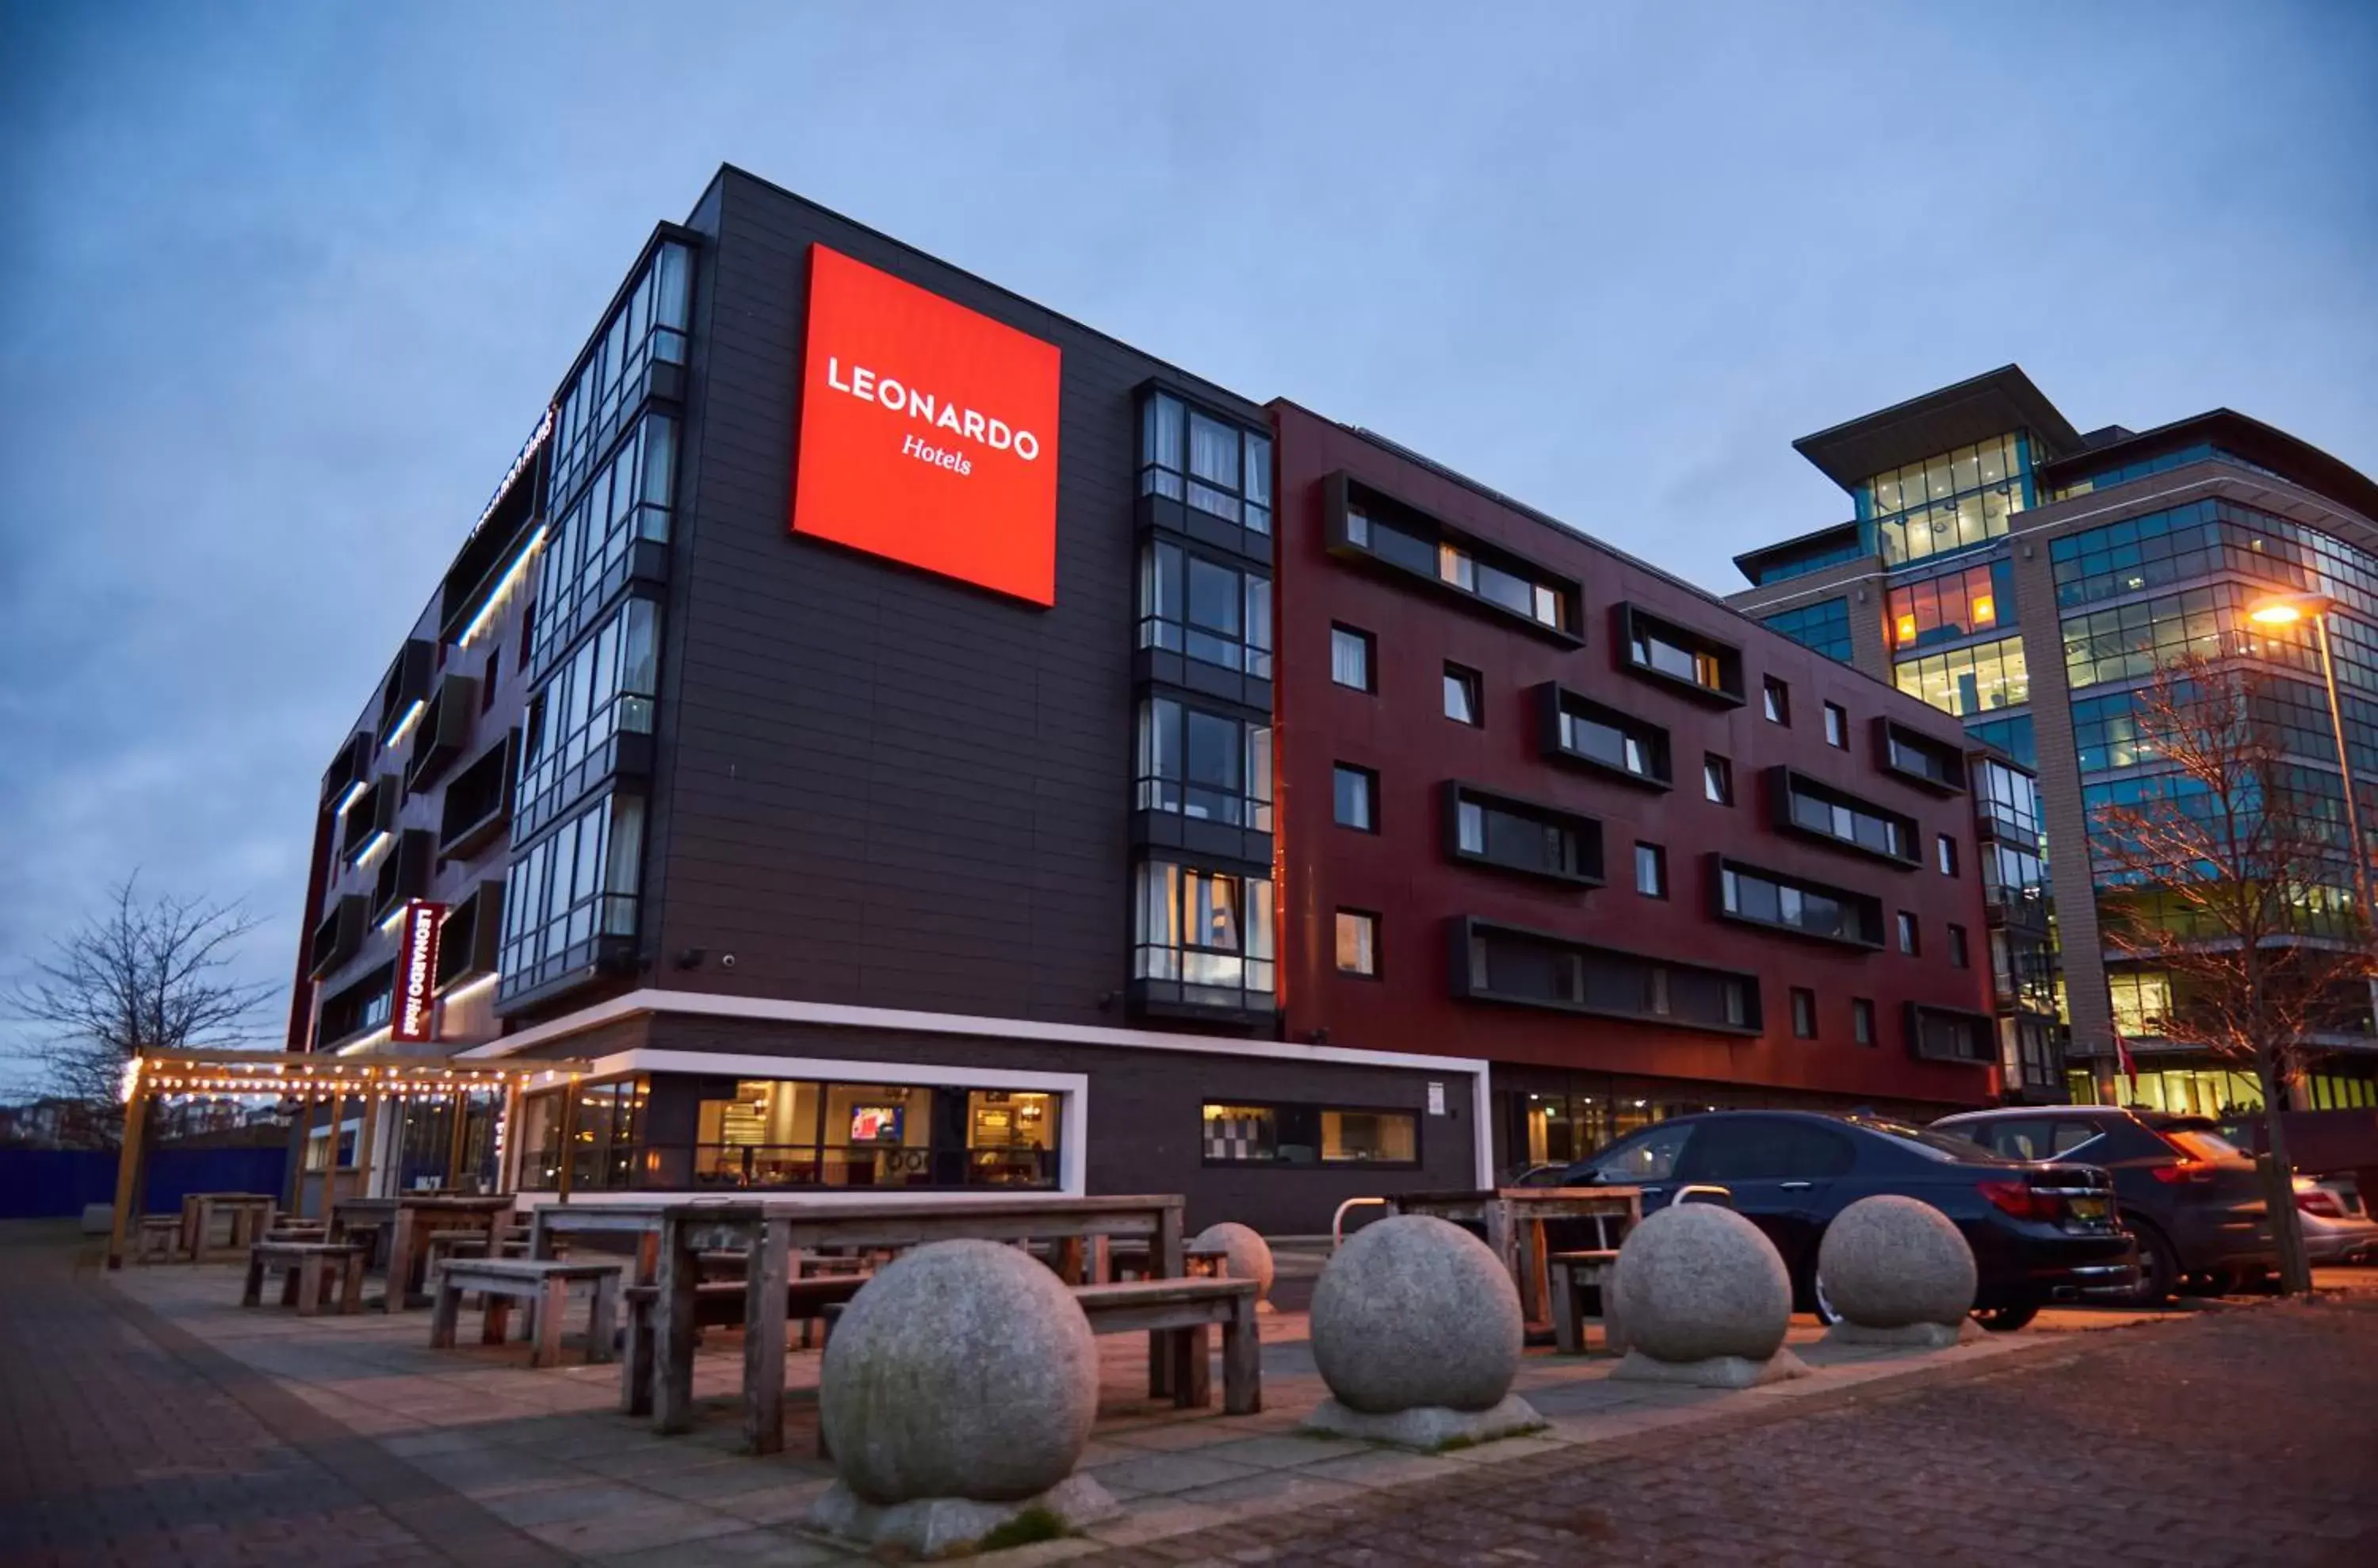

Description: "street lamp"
2247 590 2378 1023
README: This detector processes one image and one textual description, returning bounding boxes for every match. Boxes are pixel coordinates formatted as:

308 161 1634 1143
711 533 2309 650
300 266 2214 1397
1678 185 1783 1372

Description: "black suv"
1933 1106 2276 1303
1551 1110 2139 1329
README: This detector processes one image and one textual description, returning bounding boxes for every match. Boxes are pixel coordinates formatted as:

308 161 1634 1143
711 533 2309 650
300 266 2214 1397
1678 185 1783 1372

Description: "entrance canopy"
109 1047 592 1268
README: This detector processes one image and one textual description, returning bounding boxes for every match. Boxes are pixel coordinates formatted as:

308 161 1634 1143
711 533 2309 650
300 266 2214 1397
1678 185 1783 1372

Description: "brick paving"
1070 1291 2378 1568
0 1222 560 1567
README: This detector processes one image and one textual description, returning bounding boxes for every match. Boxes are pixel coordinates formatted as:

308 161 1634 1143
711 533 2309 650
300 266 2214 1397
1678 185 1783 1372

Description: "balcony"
1615 602 1745 707
1711 856 1885 950
369 830 435 925
377 640 436 747
341 775 400 864
1442 780 1604 889
403 673 480 796
308 895 366 980
434 878 506 991
320 731 372 810
439 731 519 861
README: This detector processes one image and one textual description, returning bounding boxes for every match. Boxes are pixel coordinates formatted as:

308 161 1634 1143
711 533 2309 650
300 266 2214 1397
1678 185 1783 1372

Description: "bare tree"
2090 654 2375 1295
4 876 276 1147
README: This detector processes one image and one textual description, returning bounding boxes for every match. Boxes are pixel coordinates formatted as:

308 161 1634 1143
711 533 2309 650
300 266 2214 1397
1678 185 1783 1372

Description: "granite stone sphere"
818 1239 1099 1505
1192 1221 1275 1302
1817 1195 1978 1329
1309 1214 1523 1414
1611 1203 1792 1364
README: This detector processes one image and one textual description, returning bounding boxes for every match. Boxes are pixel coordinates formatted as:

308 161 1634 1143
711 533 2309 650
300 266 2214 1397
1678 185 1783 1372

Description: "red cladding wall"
1270 403 1998 1107
791 244 1063 605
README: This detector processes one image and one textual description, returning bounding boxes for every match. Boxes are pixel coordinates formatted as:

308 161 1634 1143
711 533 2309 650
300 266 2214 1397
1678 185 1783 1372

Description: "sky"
2 1 2373 1091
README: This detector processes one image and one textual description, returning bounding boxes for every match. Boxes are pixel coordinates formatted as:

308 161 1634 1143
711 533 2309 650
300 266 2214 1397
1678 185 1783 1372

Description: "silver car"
2296 1175 2378 1265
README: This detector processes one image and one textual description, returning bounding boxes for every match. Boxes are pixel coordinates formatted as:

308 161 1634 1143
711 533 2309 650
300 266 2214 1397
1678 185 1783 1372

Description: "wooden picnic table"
1387 1186 1642 1328
181 1193 276 1260
333 1195 515 1310
650 1195 1187 1453
526 1202 670 1284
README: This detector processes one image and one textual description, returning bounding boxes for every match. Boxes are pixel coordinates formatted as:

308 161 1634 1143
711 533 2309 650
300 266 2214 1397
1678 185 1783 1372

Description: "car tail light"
2151 1161 2215 1186
1978 1179 2061 1222
2298 1190 2346 1218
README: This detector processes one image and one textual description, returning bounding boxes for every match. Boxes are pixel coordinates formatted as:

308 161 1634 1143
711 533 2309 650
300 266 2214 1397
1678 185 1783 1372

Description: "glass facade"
1137 541 1272 679
530 411 678 671
1965 713 2036 769
521 1074 1062 1192
2059 580 2378 693
1757 599 1855 663
1132 859 1275 1006
1887 558 2015 650
2048 442 2280 503
1134 698 1272 830
548 239 691 514
517 596 657 832
1894 635 2028 717
2050 497 2378 622
1139 391 1272 534
497 790 644 1000
1745 533 1866 587
1858 431 2031 568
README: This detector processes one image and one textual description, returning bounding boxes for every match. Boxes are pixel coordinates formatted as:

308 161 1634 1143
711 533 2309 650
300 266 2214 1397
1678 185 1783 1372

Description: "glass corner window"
1139 392 1271 535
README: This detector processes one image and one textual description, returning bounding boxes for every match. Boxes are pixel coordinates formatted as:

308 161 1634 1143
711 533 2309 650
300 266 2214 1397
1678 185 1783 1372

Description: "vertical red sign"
392 901 446 1044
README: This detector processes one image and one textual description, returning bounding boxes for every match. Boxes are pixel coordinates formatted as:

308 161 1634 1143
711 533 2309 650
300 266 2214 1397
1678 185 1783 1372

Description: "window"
1719 861 1885 947
547 239 692 518
1703 754 1734 805
1822 702 1848 748
1335 910 1379 977
1202 1102 1417 1166
1896 912 1919 955
2059 580 2347 694
1882 721 1968 793
1447 783 1603 885
1966 713 2037 770
1948 924 1970 969
1133 860 1275 1006
1620 603 1743 703
1910 1004 1993 1064
1458 919 1760 1034
1937 835 1959 876
1774 768 1919 864
516 595 659 836
1336 488 1576 636
2048 495 2378 616
1587 1122 1695 1184
1137 541 1273 679
1860 431 2028 569
1790 988 1817 1038
530 411 678 671
1443 664 1481 725
1759 599 1855 664
1332 764 1378 832
1894 635 2028 717
1139 392 1271 534
1676 1117 1857 1184
1135 698 1273 831
1543 684 1672 787
1762 677 1790 725
498 790 644 1001
1634 842 1667 898
1330 625 1374 690
1852 997 1876 1045
1888 557 2016 650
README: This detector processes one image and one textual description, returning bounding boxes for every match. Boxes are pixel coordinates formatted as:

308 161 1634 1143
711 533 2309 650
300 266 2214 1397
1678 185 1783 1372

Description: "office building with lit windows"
290 166 2013 1229
1729 367 2378 1116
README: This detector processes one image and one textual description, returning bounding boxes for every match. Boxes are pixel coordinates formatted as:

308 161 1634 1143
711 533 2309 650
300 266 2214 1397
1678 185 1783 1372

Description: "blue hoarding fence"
0 1145 289 1220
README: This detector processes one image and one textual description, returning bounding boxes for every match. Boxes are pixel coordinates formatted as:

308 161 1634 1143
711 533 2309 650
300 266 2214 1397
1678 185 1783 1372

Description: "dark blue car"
1548 1110 2140 1329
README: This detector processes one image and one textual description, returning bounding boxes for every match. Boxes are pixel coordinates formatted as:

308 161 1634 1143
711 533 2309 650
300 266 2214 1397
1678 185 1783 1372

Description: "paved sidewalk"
1068 1291 2378 1568
0 1222 562 1567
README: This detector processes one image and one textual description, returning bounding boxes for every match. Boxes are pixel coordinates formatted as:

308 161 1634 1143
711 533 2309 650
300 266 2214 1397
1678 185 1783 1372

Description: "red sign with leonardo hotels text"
392 901 445 1045
790 244 1063 606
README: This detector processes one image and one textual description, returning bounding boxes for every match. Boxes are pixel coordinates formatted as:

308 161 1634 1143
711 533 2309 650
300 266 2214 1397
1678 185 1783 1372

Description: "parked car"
1547 1111 2138 1331
2296 1174 2378 1264
1933 1107 2276 1304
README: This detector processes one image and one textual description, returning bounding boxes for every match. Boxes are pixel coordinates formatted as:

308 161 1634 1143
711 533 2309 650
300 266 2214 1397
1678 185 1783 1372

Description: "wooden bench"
430 1258 625 1369
136 1216 182 1264
619 1274 872 1417
242 1242 367 1316
1547 1249 1624 1356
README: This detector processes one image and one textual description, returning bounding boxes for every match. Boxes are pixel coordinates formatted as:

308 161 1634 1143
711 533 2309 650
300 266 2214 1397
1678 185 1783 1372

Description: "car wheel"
1808 1267 1844 1326
1971 1302 2040 1333
2126 1224 2177 1307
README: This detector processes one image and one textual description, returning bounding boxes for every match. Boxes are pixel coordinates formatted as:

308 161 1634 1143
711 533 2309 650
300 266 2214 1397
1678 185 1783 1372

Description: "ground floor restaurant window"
516 1073 1061 1192
1202 1102 1418 1167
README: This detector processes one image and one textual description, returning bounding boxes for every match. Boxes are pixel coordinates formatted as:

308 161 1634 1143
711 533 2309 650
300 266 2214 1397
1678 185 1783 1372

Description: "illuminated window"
1862 432 2028 568
1894 636 2028 717
1133 860 1275 1004
1887 558 2015 650
1334 910 1379 977
1202 1102 1417 1166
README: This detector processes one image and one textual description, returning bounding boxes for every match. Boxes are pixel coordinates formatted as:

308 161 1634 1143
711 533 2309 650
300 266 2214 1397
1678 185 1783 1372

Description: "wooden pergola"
108 1047 591 1269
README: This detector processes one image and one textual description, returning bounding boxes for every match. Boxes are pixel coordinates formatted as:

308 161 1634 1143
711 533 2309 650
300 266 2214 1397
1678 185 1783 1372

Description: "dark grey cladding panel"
648 170 1261 1028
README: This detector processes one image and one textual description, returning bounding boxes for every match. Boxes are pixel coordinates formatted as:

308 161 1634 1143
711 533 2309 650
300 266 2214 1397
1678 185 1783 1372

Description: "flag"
2112 1023 2139 1090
